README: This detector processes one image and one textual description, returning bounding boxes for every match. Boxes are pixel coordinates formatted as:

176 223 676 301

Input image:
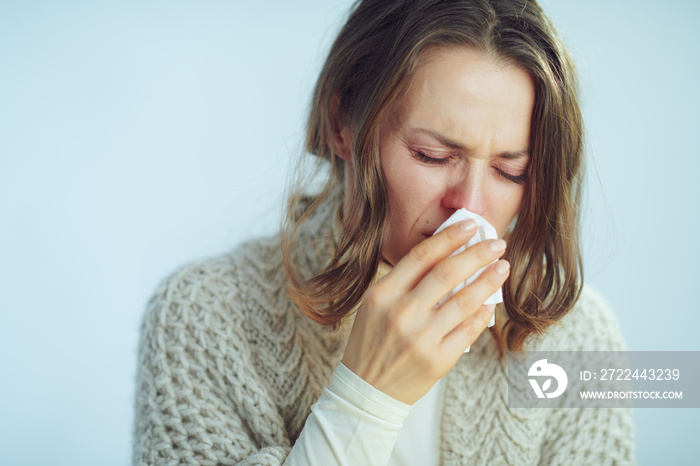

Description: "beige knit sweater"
132 192 636 465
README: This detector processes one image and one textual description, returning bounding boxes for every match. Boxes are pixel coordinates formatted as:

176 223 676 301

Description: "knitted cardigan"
132 192 636 466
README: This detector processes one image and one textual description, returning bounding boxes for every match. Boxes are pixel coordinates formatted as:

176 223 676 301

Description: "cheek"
386 170 441 211
494 183 525 205
384 169 447 228
486 182 526 235
381 145 441 216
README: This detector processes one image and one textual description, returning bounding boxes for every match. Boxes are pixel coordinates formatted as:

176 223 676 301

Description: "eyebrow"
409 127 530 159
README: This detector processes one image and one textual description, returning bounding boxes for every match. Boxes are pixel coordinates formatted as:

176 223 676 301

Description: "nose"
440 168 486 216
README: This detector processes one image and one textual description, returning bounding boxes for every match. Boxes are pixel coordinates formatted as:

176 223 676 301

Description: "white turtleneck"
283 357 445 466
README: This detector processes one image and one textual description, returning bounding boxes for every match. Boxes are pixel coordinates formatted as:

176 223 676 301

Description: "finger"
436 259 510 353
407 238 506 312
379 219 478 292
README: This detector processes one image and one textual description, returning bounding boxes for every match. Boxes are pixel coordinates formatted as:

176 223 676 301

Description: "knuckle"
454 290 476 313
486 268 505 288
433 260 458 284
461 318 482 341
409 241 432 263
385 307 410 338
477 242 494 263
444 223 464 241
461 326 477 344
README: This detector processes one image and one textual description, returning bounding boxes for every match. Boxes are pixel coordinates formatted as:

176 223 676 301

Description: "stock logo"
528 359 568 399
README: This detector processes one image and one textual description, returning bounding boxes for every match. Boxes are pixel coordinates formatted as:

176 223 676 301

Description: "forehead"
390 46 536 153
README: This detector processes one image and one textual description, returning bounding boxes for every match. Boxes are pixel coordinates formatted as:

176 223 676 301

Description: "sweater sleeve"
284 362 411 466
132 264 294 465
538 287 636 466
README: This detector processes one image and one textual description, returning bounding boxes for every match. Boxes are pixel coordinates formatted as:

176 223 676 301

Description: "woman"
133 0 635 464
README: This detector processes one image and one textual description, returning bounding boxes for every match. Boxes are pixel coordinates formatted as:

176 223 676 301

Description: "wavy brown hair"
281 0 584 355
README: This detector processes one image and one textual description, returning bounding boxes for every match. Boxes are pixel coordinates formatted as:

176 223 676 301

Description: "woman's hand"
341 219 509 405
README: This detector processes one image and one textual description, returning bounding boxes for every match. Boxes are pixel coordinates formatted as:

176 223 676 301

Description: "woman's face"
379 47 535 266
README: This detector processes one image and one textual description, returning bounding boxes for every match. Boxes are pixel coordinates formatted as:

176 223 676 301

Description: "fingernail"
490 239 506 253
459 219 477 232
496 260 510 274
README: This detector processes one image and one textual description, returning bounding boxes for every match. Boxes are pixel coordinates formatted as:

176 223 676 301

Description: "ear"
327 94 353 162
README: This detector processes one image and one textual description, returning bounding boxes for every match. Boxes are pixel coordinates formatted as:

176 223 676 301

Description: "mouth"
422 230 436 238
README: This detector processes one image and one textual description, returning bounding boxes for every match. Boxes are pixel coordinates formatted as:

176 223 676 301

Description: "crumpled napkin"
432 208 502 352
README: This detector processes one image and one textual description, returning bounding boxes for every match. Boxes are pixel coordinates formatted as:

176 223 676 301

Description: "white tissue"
432 208 502 352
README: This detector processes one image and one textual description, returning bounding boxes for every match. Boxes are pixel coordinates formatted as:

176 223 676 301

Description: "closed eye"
412 150 451 165
495 167 528 184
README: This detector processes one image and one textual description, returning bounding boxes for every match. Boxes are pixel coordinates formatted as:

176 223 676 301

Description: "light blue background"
1 1 698 464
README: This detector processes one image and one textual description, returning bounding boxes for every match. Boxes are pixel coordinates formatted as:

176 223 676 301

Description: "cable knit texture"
132 190 636 465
